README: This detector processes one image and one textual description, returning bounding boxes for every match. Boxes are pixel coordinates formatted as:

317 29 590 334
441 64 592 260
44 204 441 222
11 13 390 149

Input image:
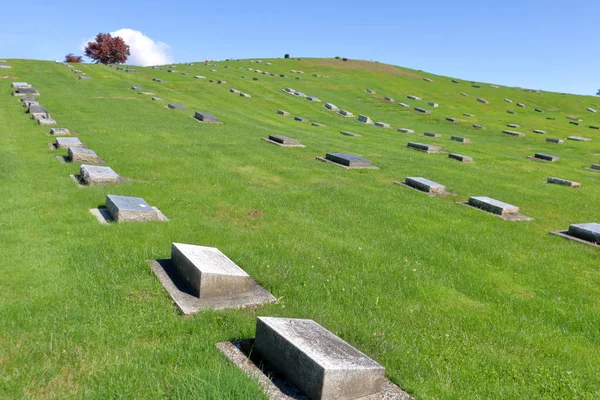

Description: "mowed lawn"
0 58 599 399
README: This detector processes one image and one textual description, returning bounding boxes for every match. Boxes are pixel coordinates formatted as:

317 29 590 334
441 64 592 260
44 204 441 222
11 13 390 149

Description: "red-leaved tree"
64 53 83 63
84 33 130 64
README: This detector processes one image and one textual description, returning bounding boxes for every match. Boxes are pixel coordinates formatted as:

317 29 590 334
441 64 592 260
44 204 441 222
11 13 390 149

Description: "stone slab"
306 96 320 102
472 124 486 129
404 177 446 194
277 110 290 116
263 135 305 147
194 111 220 123
414 107 432 114
546 138 564 144
340 131 362 137
324 103 338 111
54 137 83 149
446 117 458 123
294 116 308 122
534 153 559 162
533 129 547 134
358 114 373 124
468 196 519 216
37 117 57 126
547 177 580 187
591 164 600 171
476 98 489 104
502 130 525 137
49 128 70 136
105 195 160 222
78 76 92 80
384 96 394 102
68 147 103 164
567 223 600 243
428 102 439 107
407 142 441 153
424 132 441 138
254 317 386 400
507 110 517 115
167 103 187 110
338 110 354 117
407 95 421 100
80 165 124 185
398 102 410 107
451 136 470 143
567 136 591 141
316 153 378 169
398 128 414 133
374 122 390 128
449 153 473 163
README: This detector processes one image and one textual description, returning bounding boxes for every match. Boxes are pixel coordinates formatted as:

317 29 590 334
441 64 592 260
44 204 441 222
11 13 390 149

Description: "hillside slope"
1 57 599 399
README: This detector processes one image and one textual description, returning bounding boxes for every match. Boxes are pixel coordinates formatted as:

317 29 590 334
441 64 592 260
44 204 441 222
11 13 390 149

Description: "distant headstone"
49 128 70 136
591 164 600 171
507 123 520 128
11 82 30 88
408 142 441 153
398 102 410 107
451 136 470 143
106 195 159 222
229 88 240 94
463 113 474 117
472 124 486 129
446 117 458 123
338 109 354 117
590 125 600 130
55 137 83 149
194 111 220 123
504 98 513 103
254 317 386 400
194 75 206 79
428 102 439 107
132 85 142 90
546 138 564 144
324 103 338 111
405 177 446 194
340 131 362 137
534 108 544 113
534 153 559 162
533 129 547 134
567 136 591 141
277 110 290 116
407 95 421 100
365 88 376 94
516 102 525 107
507 110 517 115
168 104 187 110
68 147 103 164
294 116 308 122
312 122 325 127
476 98 489 104
587 107 597 113
451 79 460 84
423 77 433 82
424 132 441 138
80 165 123 185
449 153 473 163
468 196 519 217
358 114 373 124
152 97 163 101
502 130 525 137
547 177 580 187
460 92 469 96
239 92 251 97
79 76 92 80
374 122 390 128
306 96 321 102
153 78 165 82
324 153 372 167
384 96 395 102
471 85 480 88
267 135 302 146
569 121 580 126
414 107 432 114
217 80 228 84
398 128 414 133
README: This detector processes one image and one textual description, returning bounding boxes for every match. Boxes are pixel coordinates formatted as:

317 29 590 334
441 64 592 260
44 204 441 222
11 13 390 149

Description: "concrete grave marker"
324 103 338 111
507 123 520 128
277 110 290 116
428 102 439 108
374 122 390 128
533 129 547 134
507 110 517 115
476 98 489 104
517 102 525 107
11 82 30 88
152 97 163 101
167 104 187 110
466 196 525 219
403 177 446 194
365 88 376 94
398 128 414 133
446 117 458 123
263 135 305 147
407 142 441 153
194 75 206 79
591 164 600 171
504 98 513 103
398 102 410 107
451 79 460 83
449 153 473 163
472 124 486 129
533 153 559 162
567 136 591 141
451 136 470 143
407 95 421 100
294 116 308 122
502 130 526 137
547 177 580 187
340 131 362 137
587 107 597 113
338 109 354 117
534 108 544 113
461 92 469 96
358 114 373 124
79 165 125 185
312 122 325 127
463 113 474 117
54 137 83 149
317 153 377 169
49 128 70 136
254 317 386 400
551 223 600 247
194 111 220 123
306 96 321 102
414 107 432 114
423 77 433 82
239 92 251 97
78 76 92 80
384 96 395 102
424 132 441 138
68 147 103 164
102 195 162 223
546 138 564 144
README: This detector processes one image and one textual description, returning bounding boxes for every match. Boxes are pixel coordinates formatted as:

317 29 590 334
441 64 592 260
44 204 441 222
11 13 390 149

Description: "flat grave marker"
374 122 390 128
461 196 531 220
502 130 526 137
424 132 441 138
547 177 580 187
358 114 373 124
398 128 414 133
276 110 290 116
567 136 591 141
340 131 362 137
414 107 432 114
90 194 168 224
407 142 441 153
398 177 449 196
451 136 470 143
546 138 564 144
449 153 473 163
150 243 276 315
78 165 126 186
49 128 70 136
167 103 187 110
316 153 378 169
262 135 305 147
67 147 104 164
193 111 220 123
53 137 83 149
551 222 600 248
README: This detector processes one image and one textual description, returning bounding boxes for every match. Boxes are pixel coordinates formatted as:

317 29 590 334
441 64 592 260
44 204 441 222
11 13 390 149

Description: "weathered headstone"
49 128 70 136
547 177 580 187
507 110 517 115
277 110 290 116
476 98 489 104
517 102 525 107
358 114 373 124
338 110 354 117
460 92 469 96
534 108 544 113
534 153 559 162
266 135 302 146
68 147 103 164
408 142 441 153
567 223 600 243
79 76 92 80
504 98 513 103
294 116 308 122
414 107 432 114
473 124 486 129
55 137 83 149
463 113 474 117
398 102 410 107
239 92 251 98
365 88 376 94
152 97 163 101
168 104 187 110
502 130 526 137
449 153 473 163
424 132 441 138
405 177 446 194
306 96 321 102
254 317 386 400
428 102 439 108
533 129 547 134
567 136 591 141
546 138 564 144
194 111 220 123
229 88 240 94
468 196 519 216
423 77 433 82
324 103 338 111
587 107 597 113
451 136 470 143
407 95 421 100
106 195 159 222
446 117 458 123
384 96 394 102
591 164 600 171
507 123 520 128
374 122 390 128
80 165 124 185
312 122 325 127
398 128 414 133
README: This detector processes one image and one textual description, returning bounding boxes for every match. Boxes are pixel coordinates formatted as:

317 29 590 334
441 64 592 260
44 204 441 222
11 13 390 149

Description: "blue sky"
1 0 598 95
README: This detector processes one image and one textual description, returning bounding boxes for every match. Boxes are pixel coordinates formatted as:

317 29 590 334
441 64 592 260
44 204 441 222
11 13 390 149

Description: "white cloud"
81 29 173 66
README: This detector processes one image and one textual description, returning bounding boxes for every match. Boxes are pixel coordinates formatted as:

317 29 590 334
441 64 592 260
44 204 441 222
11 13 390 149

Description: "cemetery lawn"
1 58 599 399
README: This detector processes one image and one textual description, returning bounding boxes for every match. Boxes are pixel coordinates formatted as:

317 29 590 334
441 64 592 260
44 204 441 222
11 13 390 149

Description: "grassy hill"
1 57 599 399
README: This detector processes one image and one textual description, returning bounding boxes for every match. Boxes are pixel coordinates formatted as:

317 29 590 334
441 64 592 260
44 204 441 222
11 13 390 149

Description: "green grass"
0 57 599 399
